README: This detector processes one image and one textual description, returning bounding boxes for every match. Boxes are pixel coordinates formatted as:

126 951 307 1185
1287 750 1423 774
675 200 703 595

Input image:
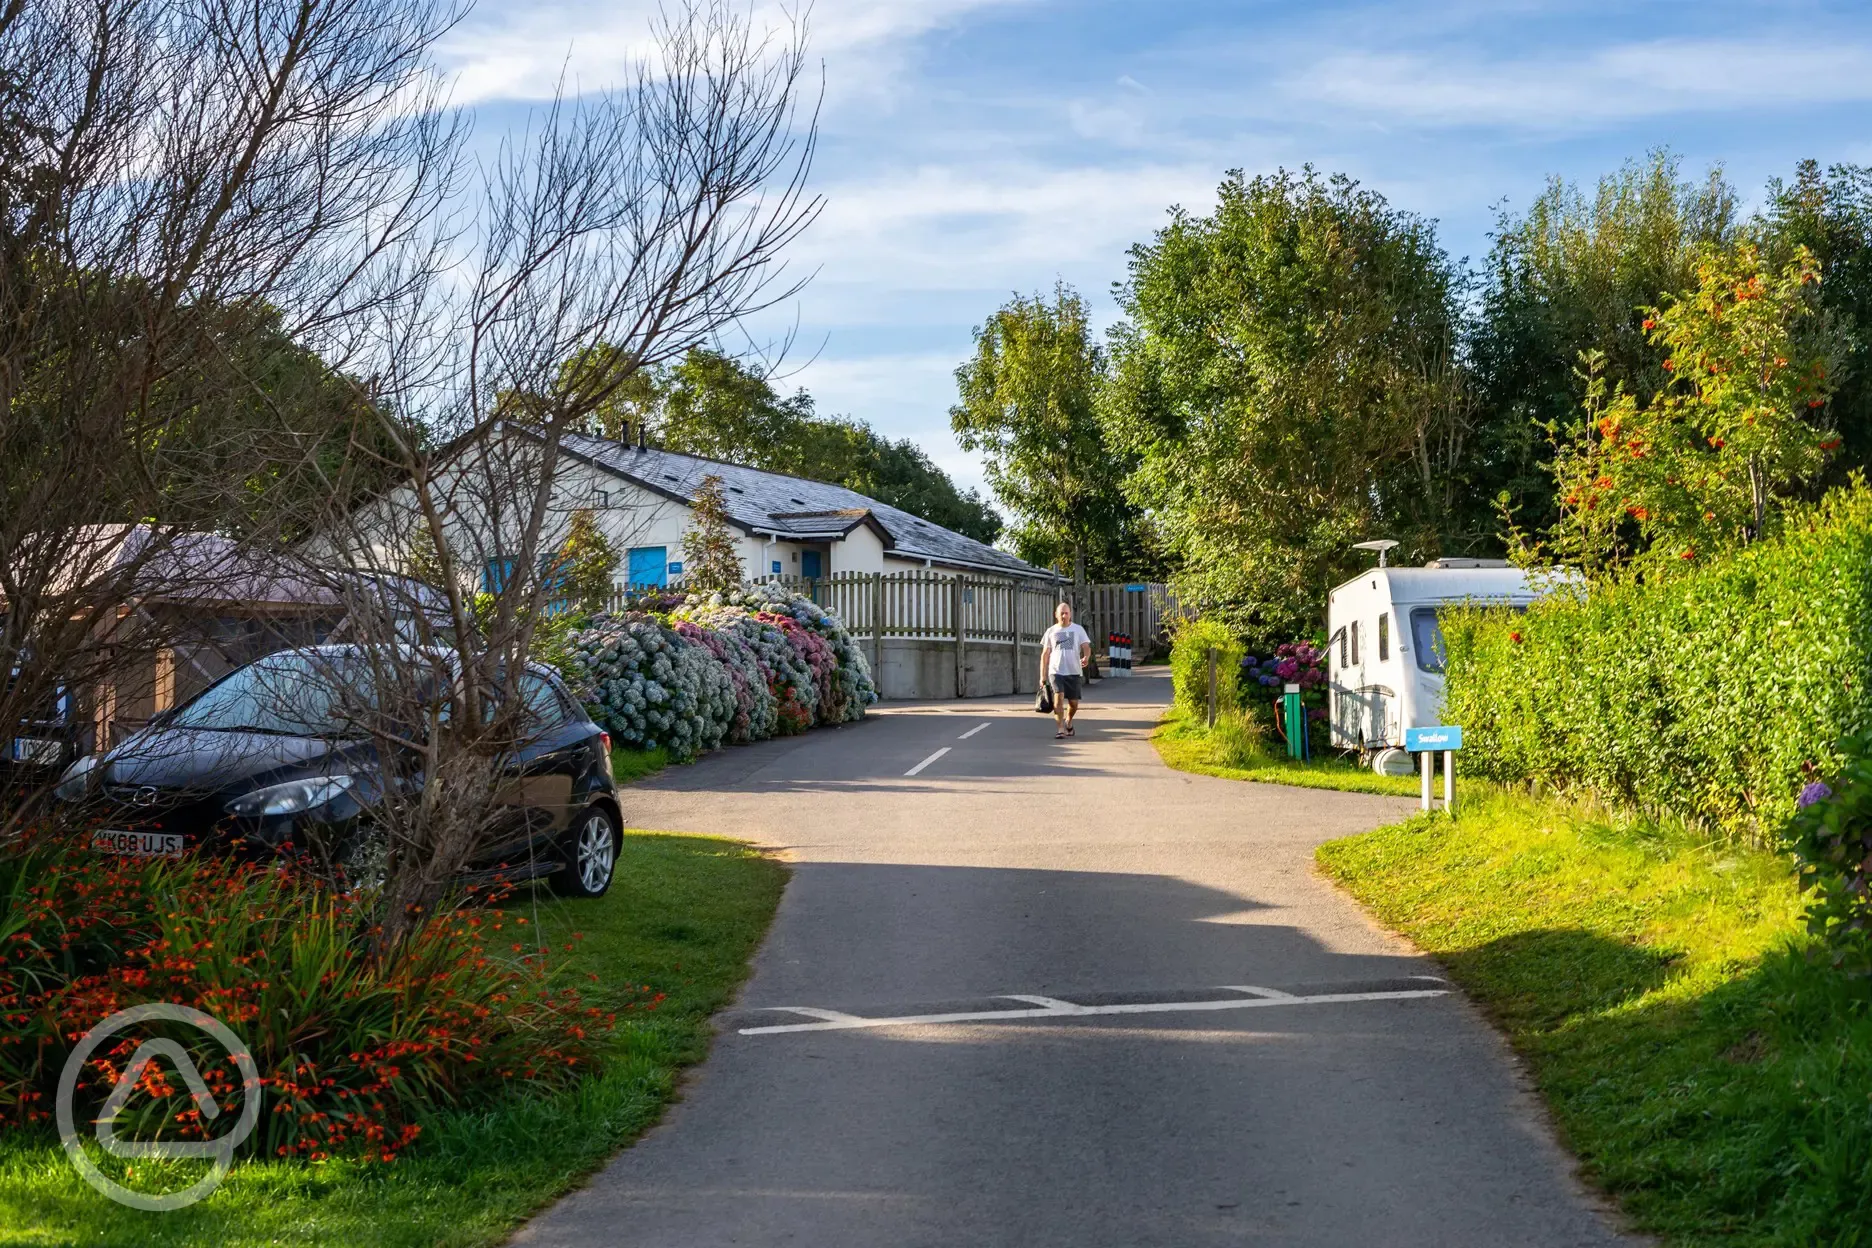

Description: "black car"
53 646 622 897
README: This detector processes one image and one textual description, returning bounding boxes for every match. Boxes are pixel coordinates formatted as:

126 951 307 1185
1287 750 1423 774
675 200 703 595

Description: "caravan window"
1378 612 1389 662
1349 620 1360 666
1409 608 1447 673
1410 604 1529 674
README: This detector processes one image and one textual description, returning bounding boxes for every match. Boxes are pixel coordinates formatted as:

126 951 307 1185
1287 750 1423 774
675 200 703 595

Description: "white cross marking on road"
737 987 1450 1035
904 747 950 777
957 722 991 740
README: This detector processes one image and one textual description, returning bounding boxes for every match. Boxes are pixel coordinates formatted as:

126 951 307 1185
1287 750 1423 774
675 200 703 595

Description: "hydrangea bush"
554 583 875 760
671 618 776 743
677 606 817 734
569 614 734 759
689 583 877 722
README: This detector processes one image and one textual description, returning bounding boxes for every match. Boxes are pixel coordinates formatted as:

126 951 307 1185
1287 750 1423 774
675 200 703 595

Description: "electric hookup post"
1403 725 1463 813
1282 682 1308 761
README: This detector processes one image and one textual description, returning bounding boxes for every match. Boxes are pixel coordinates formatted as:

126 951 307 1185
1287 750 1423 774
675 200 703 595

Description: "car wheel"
554 805 619 899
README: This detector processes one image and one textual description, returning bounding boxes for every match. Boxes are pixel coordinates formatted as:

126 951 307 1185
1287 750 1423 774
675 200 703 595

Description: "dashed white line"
738 987 1449 1035
904 747 950 777
957 722 991 740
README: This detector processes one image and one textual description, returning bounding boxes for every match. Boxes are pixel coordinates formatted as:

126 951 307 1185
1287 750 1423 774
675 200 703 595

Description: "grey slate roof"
556 431 1059 581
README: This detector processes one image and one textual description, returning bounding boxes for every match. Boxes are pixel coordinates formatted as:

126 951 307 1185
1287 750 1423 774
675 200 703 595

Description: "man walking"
1040 602 1092 739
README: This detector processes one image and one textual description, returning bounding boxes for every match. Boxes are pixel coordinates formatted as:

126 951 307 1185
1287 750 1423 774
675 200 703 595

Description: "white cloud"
438 0 1029 105
792 160 1222 290
1283 37 1872 130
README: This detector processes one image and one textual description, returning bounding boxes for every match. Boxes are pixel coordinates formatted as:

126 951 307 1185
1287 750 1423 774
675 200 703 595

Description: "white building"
324 425 1056 595
548 430 1052 589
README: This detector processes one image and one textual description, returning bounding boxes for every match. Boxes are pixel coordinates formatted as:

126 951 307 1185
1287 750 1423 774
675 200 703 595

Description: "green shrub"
1786 734 1872 975
1442 484 1872 838
1169 618 1244 717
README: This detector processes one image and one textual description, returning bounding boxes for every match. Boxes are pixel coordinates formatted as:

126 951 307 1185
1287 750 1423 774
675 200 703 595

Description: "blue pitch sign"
1404 725 1463 752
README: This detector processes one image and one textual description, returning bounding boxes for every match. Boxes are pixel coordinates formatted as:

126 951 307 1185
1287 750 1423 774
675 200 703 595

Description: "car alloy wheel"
575 811 616 894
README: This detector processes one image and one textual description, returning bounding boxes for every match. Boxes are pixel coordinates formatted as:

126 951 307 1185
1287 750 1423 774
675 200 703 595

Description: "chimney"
637 423 647 452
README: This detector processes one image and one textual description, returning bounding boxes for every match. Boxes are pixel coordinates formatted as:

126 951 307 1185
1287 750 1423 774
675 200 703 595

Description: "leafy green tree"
1546 243 1841 574
949 283 1146 581
1101 167 1465 646
794 418 1004 545
681 475 746 591
545 509 620 610
1755 160 1872 494
1470 152 1739 539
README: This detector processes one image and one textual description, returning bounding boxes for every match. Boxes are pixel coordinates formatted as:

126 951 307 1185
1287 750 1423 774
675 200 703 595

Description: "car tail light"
599 733 613 778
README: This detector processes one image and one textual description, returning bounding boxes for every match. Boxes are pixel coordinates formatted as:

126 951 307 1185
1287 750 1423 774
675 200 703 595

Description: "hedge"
1441 486 1872 838
1169 618 1244 717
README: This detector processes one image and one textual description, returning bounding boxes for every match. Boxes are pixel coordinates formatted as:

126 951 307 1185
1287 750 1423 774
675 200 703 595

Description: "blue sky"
439 0 1872 497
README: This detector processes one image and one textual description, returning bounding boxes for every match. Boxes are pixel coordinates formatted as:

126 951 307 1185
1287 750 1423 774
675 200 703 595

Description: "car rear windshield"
165 653 391 737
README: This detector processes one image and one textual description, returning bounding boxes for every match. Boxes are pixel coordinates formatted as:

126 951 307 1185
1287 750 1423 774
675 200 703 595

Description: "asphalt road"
514 669 1636 1248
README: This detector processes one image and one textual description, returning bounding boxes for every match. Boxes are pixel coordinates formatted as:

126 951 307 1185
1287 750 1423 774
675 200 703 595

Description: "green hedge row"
1441 486 1872 837
1169 618 1244 718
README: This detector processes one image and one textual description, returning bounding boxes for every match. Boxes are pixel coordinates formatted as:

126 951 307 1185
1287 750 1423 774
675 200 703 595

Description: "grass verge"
0 830 785 1248
1316 788 1872 1245
1152 706 1423 797
610 745 671 785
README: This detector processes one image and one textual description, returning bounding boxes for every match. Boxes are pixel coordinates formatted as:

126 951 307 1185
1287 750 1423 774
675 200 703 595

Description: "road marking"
738 987 1449 1035
957 722 991 740
904 747 950 777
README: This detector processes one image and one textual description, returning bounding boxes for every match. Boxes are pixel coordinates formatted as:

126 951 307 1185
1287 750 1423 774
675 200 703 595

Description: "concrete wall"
869 638 1041 700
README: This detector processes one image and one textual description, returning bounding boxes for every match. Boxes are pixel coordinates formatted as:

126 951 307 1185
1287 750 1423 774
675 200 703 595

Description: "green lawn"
611 745 671 785
0 831 786 1248
1317 789 1872 1245
1151 706 1424 797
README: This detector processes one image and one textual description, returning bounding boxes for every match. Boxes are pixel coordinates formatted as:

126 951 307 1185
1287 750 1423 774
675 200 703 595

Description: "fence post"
870 572 884 691
1206 647 1218 728
952 576 966 698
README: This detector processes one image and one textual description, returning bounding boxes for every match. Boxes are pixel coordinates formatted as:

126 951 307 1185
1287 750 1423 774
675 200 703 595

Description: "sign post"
1403 725 1464 814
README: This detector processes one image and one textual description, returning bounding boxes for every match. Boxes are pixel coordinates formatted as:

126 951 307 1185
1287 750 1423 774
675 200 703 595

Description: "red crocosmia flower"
1642 318 1655 330
1820 438 1843 451
1509 632 1522 644
1708 437 1725 449
1810 399 1826 408
1681 548 1695 560
1662 359 1675 371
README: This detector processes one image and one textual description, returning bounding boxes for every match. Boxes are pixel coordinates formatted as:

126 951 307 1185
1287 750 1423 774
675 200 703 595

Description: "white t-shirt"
1043 623 1091 676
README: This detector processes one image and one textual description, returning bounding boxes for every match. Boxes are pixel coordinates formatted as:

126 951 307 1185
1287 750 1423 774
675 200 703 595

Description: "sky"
437 0 1872 499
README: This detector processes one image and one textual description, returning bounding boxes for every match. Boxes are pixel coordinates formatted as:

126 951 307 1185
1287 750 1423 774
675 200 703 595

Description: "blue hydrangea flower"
1799 780 1833 809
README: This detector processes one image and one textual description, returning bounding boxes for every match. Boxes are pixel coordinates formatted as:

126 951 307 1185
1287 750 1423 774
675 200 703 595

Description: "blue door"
800 550 822 579
627 546 668 588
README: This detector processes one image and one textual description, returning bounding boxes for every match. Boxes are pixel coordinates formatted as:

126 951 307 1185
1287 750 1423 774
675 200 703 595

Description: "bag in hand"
1034 681 1054 714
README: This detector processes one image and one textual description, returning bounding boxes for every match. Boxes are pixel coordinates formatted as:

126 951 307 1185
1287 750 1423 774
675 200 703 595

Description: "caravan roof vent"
1423 558 1512 570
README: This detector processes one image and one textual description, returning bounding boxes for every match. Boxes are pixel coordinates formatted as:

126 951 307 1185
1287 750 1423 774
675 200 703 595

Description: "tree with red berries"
1545 242 1843 575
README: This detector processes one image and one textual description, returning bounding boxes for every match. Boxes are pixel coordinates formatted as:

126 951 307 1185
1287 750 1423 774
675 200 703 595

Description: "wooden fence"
607 571 1177 659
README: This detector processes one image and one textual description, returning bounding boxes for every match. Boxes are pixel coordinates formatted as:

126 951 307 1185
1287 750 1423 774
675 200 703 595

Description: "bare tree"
0 0 460 828
4 0 821 952
301 2 822 943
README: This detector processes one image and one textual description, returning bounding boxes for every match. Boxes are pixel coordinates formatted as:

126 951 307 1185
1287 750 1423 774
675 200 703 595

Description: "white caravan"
1326 557 1571 755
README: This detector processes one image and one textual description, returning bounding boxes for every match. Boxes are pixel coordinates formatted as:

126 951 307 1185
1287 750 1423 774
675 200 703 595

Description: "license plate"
92 829 184 858
9 737 61 765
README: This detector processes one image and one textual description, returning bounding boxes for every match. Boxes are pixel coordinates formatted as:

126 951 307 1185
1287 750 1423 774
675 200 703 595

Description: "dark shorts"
1051 673 1084 703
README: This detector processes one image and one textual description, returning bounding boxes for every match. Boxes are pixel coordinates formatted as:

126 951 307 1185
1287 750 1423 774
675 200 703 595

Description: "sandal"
1066 724 1076 736
1055 729 1066 739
